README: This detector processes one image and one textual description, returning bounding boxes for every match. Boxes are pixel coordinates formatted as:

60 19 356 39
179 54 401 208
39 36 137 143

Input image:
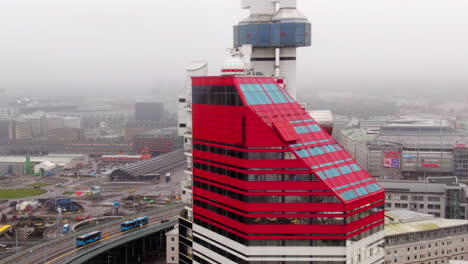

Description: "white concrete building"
34 161 56 174
385 211 468 264
64 117 82 129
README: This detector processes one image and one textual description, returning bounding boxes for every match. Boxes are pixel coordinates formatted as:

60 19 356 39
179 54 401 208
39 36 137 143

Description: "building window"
179 98 186 102
171 247 175 251
395 195 408 201
179 123 186 128
411 195 424 201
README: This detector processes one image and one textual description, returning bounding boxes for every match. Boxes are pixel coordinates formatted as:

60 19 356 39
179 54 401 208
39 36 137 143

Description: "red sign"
456 144 467 149
385 152 400 158
421 164 439 167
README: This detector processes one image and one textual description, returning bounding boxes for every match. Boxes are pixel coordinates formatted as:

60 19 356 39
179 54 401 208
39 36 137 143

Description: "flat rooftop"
0 154 87 166
385 210 468 236
341 129 378 141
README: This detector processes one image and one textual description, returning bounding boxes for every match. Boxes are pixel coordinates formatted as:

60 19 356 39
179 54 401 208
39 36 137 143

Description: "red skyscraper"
178 75 385 264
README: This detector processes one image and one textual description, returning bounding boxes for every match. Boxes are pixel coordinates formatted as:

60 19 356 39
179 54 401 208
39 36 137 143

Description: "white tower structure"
178 62 208 210
235 0 311 99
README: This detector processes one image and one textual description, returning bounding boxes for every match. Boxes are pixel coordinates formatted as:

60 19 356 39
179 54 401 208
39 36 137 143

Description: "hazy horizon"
1 0 468 99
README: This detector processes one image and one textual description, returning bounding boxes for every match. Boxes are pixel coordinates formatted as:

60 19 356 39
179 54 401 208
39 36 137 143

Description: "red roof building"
178 76 385 264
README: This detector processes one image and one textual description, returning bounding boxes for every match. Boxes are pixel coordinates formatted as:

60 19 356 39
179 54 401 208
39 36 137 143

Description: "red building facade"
180 76 385 264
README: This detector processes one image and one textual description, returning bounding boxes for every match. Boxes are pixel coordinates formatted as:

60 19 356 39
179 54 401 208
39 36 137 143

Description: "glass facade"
193 85 243 106
234 23 312 48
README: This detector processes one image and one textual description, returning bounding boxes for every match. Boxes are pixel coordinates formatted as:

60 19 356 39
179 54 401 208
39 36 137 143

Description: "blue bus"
121 216 149 231
76 231 101 247
62 224 70 234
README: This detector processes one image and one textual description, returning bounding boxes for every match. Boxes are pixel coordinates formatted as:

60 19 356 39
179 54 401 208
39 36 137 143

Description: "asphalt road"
2 204 184 264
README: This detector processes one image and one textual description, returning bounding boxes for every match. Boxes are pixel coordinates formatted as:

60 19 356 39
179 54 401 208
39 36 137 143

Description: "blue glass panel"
319 139 331 143
366 183 382 193
304 119 314 122
355 187 369 196
309 147 325 156
316 171 326 180
295 149 310 158
350 164 362 172
323 145 337 153
262 84 288 104
341 190 358 201
320 162 334 168
282 91 295 103
239 84 272 105
304 141 318 145
289 120 303 124
335 184 350 190
307 124 321 132
324 168 341 178
293 126 309 134
234 23 311 48
334 160 346 164
339 165 353 175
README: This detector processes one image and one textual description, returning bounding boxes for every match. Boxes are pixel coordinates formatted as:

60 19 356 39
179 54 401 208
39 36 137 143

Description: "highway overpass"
64 219 176 264
0 203 183 264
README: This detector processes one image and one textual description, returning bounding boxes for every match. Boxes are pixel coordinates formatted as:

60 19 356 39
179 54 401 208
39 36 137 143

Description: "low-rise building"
0 154 88 175
380 177 468 219
385 211 468 264
339 118 468 181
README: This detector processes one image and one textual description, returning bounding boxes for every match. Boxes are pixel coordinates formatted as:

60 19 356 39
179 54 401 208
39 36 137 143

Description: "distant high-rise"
135 102 164 122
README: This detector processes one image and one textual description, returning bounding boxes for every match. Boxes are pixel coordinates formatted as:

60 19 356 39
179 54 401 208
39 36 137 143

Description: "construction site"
0 150 184 255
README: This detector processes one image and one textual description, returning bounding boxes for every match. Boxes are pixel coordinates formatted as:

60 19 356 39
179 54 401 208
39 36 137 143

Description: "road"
1 203 183 264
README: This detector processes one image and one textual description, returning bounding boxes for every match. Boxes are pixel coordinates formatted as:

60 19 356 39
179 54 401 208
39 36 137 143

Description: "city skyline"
0 0 468 96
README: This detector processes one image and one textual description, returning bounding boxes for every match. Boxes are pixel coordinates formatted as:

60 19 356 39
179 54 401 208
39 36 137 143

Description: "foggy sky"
1 0 468 97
